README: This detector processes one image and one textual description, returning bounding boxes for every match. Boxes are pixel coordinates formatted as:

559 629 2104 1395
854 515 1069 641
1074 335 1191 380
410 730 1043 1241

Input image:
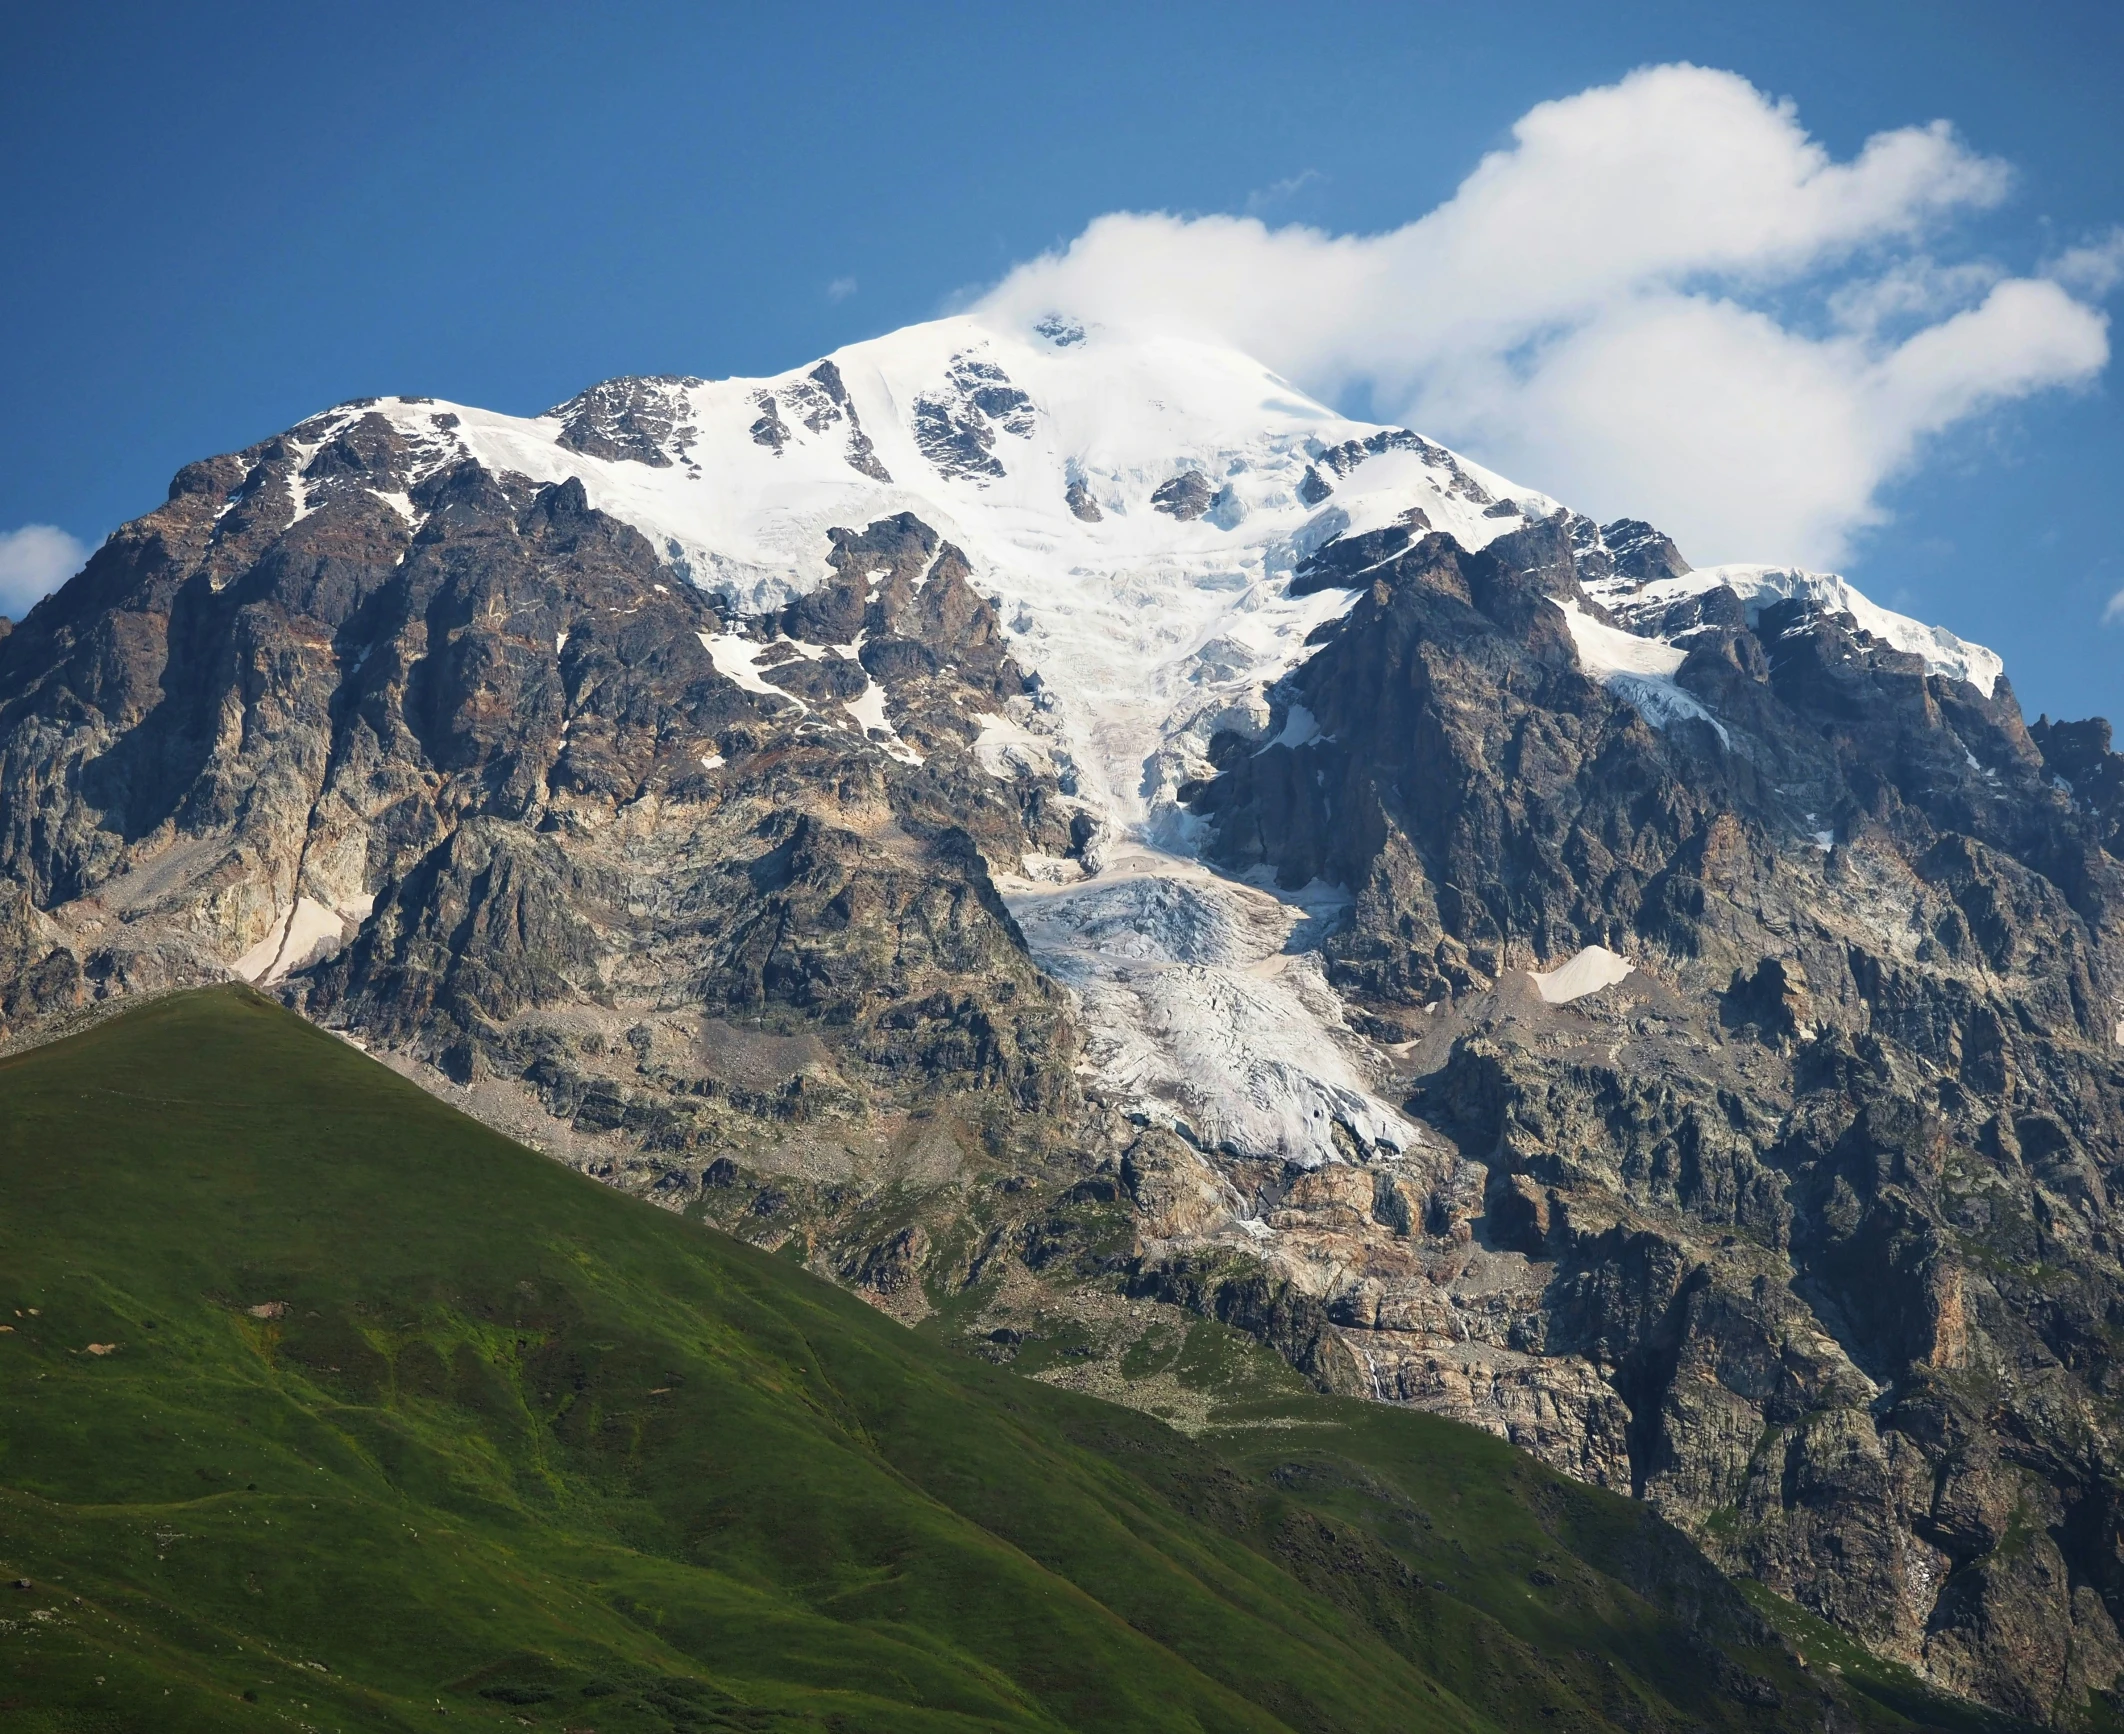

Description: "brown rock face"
0 407 1087 1204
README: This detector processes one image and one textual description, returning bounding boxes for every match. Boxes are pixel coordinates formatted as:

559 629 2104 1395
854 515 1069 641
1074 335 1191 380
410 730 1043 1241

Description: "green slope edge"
0 986 2016 1734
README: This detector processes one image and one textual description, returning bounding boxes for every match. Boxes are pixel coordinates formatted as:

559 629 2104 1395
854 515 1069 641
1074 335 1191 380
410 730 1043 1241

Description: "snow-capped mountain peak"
291 314 1566 821
260 313 2004 1174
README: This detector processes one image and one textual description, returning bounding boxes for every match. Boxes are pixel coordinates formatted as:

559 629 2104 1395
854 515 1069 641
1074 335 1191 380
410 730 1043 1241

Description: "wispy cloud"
0 524 87 619
980 65 2112 570
826 276 858 303
1244 169 1322 216
2047 228 2124 299
2102 587 2124 626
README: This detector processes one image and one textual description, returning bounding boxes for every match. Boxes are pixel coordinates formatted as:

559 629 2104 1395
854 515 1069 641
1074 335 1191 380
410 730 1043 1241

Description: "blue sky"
4 0 2120 721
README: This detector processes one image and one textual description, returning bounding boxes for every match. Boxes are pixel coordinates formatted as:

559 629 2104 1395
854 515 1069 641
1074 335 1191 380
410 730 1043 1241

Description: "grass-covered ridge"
0 987 2007 1732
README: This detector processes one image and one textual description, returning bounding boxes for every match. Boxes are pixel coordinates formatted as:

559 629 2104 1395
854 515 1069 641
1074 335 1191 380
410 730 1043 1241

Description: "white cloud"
1245 169 1322 215
0 524 87 620
826 276 858 302
2047 228 2124 299
1825 256 2003 337
977 63 2110 569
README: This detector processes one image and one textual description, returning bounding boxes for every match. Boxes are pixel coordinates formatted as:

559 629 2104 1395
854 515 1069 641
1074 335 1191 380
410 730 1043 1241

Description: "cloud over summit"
979 64 2111 569
0 525 87 620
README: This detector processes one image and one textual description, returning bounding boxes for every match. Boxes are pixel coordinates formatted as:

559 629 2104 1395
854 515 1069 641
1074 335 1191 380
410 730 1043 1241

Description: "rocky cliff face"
1155 513 2124 1720
4 315 2123 1724
0 410 1081 1177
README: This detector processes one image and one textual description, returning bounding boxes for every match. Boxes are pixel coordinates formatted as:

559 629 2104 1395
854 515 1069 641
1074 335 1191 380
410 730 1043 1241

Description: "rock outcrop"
0 414 1084 1192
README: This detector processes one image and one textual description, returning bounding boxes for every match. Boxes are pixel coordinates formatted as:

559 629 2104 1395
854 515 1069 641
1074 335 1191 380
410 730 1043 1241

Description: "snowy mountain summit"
321 315 1565 823
273 310 2000 1168
318 310 1998 824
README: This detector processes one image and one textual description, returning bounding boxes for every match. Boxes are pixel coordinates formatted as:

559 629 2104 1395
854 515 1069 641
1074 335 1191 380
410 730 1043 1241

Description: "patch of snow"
844 681 890 735
1556 602 1728 743
844 679 922 764
282 467 319 531
973 711 1057 780
1257 703 1325 752
230 897 348 986
698 752 725 771
1813 830 1835 851
1561 601 1688 681
698 632 800 704
229 928 282 985
1529 945 1634 1004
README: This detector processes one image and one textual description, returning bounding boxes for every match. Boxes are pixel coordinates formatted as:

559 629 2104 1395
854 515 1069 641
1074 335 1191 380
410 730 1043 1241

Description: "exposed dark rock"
914 395 1003 480
0 423 1079 1229
912 353 1035 483
550 375 702 467
1156 501 2124 1717
1151 472 1215 520
1064 478 1103 522
773 360 891 480
1601 519 1692 584
748 393 788 453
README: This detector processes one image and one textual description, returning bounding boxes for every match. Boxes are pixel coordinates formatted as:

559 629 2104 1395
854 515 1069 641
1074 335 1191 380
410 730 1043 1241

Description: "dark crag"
1167 510 2124 1722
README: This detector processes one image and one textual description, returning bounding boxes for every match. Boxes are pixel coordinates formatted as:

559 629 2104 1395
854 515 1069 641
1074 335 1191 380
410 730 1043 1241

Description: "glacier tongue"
1003 848 1418 1169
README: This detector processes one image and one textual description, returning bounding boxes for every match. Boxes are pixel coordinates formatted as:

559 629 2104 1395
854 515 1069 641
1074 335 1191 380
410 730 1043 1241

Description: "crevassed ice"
1006 851 1413 1169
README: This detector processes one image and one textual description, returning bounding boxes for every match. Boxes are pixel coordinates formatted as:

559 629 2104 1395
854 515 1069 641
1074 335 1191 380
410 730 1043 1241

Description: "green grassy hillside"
0 988 2004 1732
